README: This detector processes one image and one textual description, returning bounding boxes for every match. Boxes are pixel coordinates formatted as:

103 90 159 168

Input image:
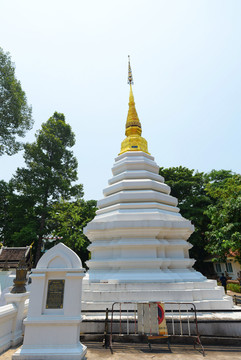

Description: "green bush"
227 283 241 293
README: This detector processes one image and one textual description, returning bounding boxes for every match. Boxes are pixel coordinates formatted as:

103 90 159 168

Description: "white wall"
0 293 29 355
0 303 17 354
213 259 241 280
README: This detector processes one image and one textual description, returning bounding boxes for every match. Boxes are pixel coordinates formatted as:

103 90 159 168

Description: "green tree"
0 180 38 247
0 180 10 242
159 167 234 272
205 174 241 264
0 47 33 155
12 112 83 264
159 166 211 272
0 180 12 243
47 199 97 266
204 169 234 191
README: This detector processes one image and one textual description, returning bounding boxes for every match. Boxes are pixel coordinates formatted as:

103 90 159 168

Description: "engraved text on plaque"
46 279 65 309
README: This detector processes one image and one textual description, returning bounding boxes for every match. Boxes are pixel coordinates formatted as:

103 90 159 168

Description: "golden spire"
119 56 149 155
125 84 142 135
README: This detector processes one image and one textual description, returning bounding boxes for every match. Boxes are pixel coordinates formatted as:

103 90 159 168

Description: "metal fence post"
103 308 109 348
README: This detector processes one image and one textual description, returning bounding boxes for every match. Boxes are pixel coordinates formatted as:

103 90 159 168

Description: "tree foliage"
0 47 33 155
159 166 211 271
0 180 38 247
47 199 97 265
159 166 235 272
205 174 241 264
12 112 83 263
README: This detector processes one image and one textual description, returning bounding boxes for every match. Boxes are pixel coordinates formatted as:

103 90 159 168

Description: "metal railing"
109 301 205 356
233 294 241 305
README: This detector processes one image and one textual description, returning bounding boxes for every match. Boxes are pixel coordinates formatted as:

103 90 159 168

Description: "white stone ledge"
0 303 17 318
32 268 85 274
103 179 170 197
83 280 218 291
88 238 191 250
108 170 164 185
112 153 159 176
83 288 226 302
94 209 183 223
85 270 205 284
112 160 159 176
115 151 155 162
98 190 178 209
113 155 157 170
167 239 192 247
87 257 194 269
96 202 180 216
85 227 193 241
86 218 193 231
30 273 46 279
12 345 87 360
66 272 85 278
24 316 82 325
88 239 161 250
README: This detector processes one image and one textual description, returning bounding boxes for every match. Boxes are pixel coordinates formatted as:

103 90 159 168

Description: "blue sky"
1 0 241 200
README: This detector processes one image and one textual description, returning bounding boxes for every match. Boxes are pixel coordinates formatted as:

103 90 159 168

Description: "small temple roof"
0 246 31 269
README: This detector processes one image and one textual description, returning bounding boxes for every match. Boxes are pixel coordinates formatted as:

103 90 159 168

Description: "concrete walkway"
1 343 241 360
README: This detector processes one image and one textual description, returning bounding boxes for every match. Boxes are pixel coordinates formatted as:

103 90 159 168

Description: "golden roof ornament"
119 56 149 155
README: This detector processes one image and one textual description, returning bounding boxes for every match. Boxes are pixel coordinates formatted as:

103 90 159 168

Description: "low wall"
0 303 17 354
0 294 29 355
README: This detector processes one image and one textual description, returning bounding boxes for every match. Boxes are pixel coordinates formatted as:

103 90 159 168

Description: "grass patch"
227 283 241 293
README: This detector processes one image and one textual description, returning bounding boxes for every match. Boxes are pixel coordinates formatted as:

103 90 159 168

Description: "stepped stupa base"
82 275 234 311
86 268 206 283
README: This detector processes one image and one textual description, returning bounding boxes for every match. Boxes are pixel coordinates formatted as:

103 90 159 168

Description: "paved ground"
1 342 241 360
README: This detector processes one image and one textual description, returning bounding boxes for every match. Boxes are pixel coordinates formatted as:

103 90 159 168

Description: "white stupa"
83 58 233 310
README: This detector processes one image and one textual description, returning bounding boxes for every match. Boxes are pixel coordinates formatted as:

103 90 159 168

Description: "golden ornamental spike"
119 57 149 155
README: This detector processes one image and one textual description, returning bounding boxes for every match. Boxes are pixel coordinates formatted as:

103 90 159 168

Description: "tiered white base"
87 268 206 283
82 276 233 311
12 344 87 360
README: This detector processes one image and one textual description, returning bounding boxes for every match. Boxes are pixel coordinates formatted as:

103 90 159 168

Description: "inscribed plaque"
46 279 65 309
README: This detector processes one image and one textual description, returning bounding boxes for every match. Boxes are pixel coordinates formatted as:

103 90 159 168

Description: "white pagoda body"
86 150 201 284
83 60 233 310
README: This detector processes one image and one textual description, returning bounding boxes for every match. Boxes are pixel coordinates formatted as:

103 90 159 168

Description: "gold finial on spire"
119 56 149 155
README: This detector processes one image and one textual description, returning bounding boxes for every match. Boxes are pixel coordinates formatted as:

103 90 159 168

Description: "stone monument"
13 243 87 360
82 57 233 311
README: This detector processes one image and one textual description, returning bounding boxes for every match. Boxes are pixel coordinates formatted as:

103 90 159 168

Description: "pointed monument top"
119 56 149 155
126 56 141 133
127 55 134 85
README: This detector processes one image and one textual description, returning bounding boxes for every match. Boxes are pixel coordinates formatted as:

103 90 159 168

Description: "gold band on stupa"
119 57 149 155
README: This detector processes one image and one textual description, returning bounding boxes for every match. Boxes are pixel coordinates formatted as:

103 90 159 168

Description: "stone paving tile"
0 346 20 360
1 343 241 360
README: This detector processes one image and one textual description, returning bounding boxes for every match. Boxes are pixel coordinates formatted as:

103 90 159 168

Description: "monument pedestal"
13 345 86 360
82 277 233 311
13 243 87 360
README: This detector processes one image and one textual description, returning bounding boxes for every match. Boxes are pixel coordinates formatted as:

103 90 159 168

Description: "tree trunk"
34 234 43 266
34 208 47 266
